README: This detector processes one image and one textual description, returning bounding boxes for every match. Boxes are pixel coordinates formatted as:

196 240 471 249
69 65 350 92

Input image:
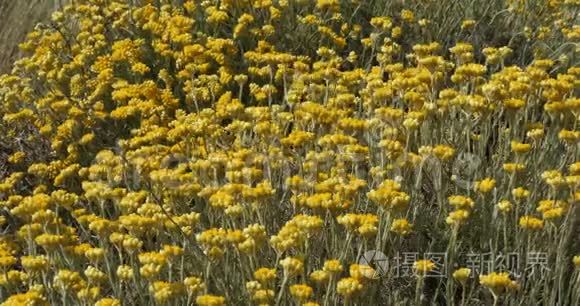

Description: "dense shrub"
0 0 579 305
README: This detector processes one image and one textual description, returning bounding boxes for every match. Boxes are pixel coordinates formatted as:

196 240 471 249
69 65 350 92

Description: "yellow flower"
413 259 435 275
433 145 456 160
391 26 402 39
367 180 410 211
569 162 580 175
418 18 431 27
0 270 28 287
453 268 471 285
250 288 274 304
116 265 133 281
289 284 313 301
448 195 475 209
149 281 185 304
337 213 378 238
401 9 415 23
84 265 107 284
541 170 566 188
310 270 330 284
390 218 413 236
270 215 323 252
503 163 526 173
280 257 304 277
573 256 580 268
512 187 530 200
254 267 277 285
2 289 49 306
7 151 26 164
461 19 476 30
446 209 471 226
0 0 576 304
510 141 532 154
184 276 206 295
95 298 121 306
504 98 526 110
474 178 496 193
77 286 100 302
349 264 377 281
519 216 544 230
316 0 340 12
558 129 580 143
497 200 513 213
54 269 86 292
479 272 517 295
537 199 568 220
323 259 344 274
336 277 364 297
196 295 226 306
0 254 17 269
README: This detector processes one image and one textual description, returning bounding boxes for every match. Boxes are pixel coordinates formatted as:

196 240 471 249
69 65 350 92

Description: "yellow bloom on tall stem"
519 216 544 230
479 272 519 305
413 259 435 275
453 268 471 285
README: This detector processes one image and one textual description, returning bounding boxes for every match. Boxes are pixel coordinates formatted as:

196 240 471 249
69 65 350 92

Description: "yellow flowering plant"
0 0 578 305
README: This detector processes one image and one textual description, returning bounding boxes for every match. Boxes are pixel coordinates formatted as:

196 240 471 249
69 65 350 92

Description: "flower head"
413 260 435 276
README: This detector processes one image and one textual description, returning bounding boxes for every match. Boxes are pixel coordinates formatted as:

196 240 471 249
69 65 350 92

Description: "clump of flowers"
480 272 519 303
0 0 577 305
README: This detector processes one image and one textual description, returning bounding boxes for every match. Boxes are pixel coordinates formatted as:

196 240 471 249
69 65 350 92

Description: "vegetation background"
0 0 63 73
0 0 578 305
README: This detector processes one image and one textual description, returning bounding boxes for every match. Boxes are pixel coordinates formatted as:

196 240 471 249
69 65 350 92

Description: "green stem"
275 275 289 306
415 276 424 306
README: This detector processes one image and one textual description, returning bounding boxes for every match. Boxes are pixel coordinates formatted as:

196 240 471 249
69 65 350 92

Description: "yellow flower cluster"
0 0 578 305
479 272 519 296
446 195 475 226
414 259 436 275
336 264 376 298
